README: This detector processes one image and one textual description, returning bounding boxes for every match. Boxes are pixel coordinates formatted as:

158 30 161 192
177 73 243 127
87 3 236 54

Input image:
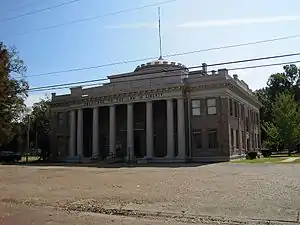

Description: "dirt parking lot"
0 163 300 225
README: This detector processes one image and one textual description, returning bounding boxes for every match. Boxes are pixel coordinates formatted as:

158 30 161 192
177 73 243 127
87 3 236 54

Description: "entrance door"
134 133 142 158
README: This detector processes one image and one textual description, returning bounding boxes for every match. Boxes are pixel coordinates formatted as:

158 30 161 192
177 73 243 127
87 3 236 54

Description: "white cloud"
177 16 300 28
103 16 300 29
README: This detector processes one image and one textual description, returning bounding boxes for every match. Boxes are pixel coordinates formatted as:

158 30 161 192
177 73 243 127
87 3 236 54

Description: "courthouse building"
50 58 261 163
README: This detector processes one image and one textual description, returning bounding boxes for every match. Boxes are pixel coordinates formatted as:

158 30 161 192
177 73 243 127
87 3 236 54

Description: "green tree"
0 42 28 147
30 98 51 160
262 121 281 152
269 92 300 155
255 64 300 147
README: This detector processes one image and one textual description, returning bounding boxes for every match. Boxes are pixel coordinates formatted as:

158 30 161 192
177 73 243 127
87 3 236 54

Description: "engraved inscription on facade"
83 92 163 107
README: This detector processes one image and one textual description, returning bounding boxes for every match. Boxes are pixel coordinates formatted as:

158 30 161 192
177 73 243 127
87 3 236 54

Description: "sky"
1 0 300 107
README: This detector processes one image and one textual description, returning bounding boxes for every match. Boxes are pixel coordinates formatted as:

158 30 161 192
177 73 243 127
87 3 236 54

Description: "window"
241 131 245 148
231 128 234 147
58 113 64 127
229 99 233 116
236 130 239 148
192 100 201 116
241 105 245 120
207 98 217 115
246 117 249 131
234 101 239 118
192 129 202 149
208 129 218 148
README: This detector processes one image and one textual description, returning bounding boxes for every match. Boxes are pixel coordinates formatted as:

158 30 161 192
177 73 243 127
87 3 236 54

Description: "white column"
146 101 153 158
177 98 186 159
166 99 174 158
127 103 134 160
77 108 83 157
109 105 116 155
69 110 76 157
92 107 99 157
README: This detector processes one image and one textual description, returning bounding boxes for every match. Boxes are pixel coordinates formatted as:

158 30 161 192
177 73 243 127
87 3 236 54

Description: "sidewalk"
281 157 300 163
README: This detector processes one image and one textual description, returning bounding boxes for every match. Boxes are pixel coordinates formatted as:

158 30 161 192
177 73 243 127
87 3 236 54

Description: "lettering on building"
83 92 163 107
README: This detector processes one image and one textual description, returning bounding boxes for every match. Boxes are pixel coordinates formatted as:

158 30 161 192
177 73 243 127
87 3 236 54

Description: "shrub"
246 151 258 160
261 149 272 157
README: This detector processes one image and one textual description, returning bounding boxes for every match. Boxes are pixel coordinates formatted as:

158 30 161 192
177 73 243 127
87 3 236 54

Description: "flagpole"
158 7 163 59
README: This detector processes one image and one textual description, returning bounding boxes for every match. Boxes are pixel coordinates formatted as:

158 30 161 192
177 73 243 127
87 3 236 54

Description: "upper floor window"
207 98 217 115
229 99 233 116
234 101 239 118
191 100 201 116
58 113 64 127
241 105 245 120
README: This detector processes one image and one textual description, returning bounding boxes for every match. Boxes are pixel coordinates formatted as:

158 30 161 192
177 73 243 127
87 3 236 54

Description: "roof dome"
134 57 187 73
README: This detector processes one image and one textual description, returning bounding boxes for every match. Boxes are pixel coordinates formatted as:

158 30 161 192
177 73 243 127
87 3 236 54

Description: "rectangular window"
191 100 201 116
234 101 239 118
207 98 217 115
208 129 218 148
229 99 233 116
246 117 249 131
241 131 244 148
236 130 239 148
192 129 202 149
231 128 234 147
58 112 64 127
241 105 245 120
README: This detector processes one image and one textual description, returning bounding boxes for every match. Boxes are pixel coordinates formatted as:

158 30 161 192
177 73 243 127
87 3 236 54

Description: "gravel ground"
0 163 299 224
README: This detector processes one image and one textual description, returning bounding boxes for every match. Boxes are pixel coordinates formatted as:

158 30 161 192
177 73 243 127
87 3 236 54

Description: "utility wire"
28 56 300 92
10 0 177 35
21 34 300 78
29 59 300 92
2 0 52 14
0 0 82 23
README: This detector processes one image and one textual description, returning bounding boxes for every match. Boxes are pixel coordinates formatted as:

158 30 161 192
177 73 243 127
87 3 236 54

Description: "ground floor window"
235 130 239 148
242 131 245 149
231 128 234 147
208 129 218 148
192 129 202 149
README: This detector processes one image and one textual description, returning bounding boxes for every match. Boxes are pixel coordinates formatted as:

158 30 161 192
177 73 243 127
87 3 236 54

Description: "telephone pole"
26 114 30 163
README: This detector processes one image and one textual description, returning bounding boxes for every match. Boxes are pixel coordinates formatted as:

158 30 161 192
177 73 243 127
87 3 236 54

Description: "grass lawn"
20 156 40 163
232 157 288 164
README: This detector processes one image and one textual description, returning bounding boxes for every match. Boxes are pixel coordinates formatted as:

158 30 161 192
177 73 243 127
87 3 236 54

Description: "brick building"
50 59 261 163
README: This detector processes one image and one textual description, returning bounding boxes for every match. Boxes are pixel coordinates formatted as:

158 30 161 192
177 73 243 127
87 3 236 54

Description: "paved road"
0 163 299 224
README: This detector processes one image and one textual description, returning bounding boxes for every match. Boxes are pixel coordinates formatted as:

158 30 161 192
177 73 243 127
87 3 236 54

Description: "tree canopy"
256 64 300 153
0 42 28 147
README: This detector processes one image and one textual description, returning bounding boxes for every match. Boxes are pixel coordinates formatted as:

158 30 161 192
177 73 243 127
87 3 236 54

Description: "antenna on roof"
158 7 163 60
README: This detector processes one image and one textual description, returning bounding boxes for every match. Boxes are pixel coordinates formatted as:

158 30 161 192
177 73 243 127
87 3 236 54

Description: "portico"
67 94 186 161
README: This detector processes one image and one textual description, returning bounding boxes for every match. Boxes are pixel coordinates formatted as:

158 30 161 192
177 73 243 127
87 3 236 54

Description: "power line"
21 34 300 78
3 0 53 14
0 0 82 23
29 59 300 92
228 60 300 71
28 55 300 92
10 0 177 36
